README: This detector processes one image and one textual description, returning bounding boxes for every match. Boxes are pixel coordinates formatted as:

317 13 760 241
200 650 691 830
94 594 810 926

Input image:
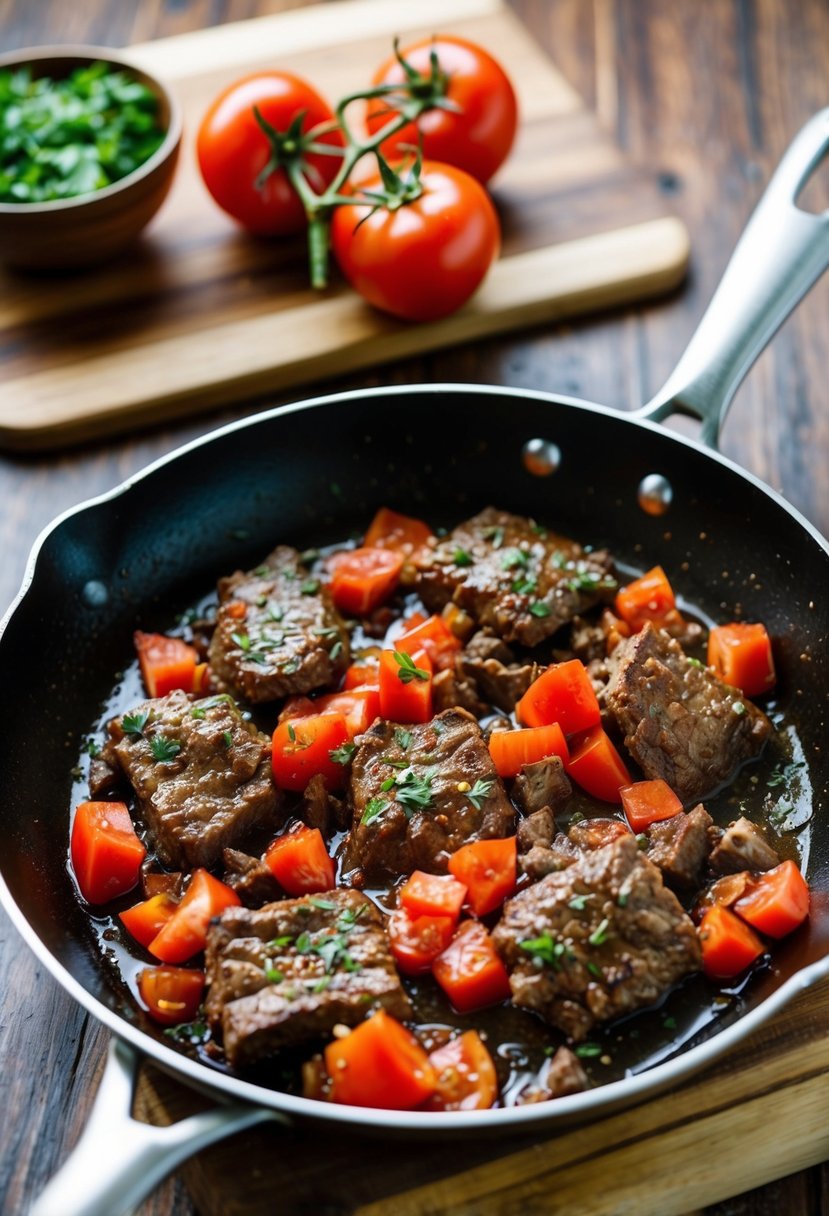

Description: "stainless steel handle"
31 1038 283 1216
638 107 829 447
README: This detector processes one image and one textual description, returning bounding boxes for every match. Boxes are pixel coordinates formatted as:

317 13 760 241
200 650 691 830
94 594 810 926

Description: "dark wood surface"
0 2 827 1214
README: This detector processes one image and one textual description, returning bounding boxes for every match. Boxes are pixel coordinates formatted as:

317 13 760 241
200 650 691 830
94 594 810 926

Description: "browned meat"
512 755 572 817
300 773 346 838
413 507 616 647
517 808 555 853
568 818 632 851
140 862 183 900
204 889 409 1069
107 689 280 870
342 708 515 881
709 816 781 874
647 804 714 888
208 545 349 703
520 833 581 880
604 623 771 803
222 848 282 908
431 667 488 717
458 651 540 713
693 871 752 921
493 835 701 1040
88 754 120 798
516 1046 589 1103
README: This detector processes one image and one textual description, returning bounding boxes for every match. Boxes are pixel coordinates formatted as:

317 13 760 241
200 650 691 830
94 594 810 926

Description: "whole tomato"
366 36 518 185
197 72 344 235
330 161 500 322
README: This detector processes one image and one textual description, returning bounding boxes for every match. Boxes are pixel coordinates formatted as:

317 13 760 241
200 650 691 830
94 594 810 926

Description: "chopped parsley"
529 601 551 618
394 650 430 684
282 658 300 674
191 707 206 719
453 548 474 567
568 894 589 911
264 967 284 983
329 640 343 661
121 710 149 737
295 928 360 974
299 548 320 566
301 580 320 596
309 897 336 910
394 769 434 815
395 728 412 750
222 731 233 748
767 760 805 789
483 525 505 548
267 935 294 949
574 1042 602 1059
501 548 531 571
361 797 389 826
330 741 357 766
86 738 102 758
519 933 569 970
512 575 537 596
231 630 251 651
466 777 494 810
163 1020 208 1046
588 917 610 946
149 734 182 763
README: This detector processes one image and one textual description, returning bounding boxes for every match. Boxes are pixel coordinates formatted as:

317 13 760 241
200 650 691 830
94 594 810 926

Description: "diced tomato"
698 904 765 979
399 871 467 920
148 869 240 964
272 712 351 791
693 872 752 922
280 690 380 740
516 660 601 734
264 825 336 896
620 779 683 832
733 860 810 938
614 566 676 631
421 1030 498 1111
447 838 517 917
395 613 461 672
432 919 511 1013
325 1010 437 1109
192 662 210 694
566 726 632 803
138 966 205 1027
708 622 776 697
342 648 381 690
70 801 146 905
388 907 457 975
488 723 569 779
134 631 200 698
378 646 433 723
364 506 434 557
119 892 178 949
329 547 404 615
225 599 248 620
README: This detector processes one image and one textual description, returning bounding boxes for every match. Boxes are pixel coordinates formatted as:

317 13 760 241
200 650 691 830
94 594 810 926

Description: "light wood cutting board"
0 0 689 451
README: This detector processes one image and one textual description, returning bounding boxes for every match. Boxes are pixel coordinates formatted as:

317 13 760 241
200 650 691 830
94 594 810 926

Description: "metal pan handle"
31 1038 282 1216
638 107 829 448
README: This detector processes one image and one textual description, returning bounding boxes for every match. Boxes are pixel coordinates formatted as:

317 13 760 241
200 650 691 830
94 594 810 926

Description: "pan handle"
638 106 829 448
31 1037 284 1216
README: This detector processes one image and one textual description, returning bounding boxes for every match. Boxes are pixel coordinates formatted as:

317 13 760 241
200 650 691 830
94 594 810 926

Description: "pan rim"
2 379 828 1132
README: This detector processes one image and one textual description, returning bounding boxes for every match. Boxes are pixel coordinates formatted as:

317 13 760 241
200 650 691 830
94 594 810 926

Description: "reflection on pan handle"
31 1036 284 1216
639 107 829 448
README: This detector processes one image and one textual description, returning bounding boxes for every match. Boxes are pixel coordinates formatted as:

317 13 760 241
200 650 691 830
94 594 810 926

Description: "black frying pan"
3 108 829 1216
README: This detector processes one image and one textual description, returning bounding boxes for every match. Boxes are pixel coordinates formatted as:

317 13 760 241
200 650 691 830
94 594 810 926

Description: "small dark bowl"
0 45 182 270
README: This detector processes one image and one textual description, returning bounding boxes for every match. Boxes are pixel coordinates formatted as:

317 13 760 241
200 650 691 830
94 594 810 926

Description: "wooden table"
1 2 827 1213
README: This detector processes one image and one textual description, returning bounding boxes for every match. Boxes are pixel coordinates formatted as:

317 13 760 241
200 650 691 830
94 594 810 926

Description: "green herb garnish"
453 548 474 567
394 650 429 684
466 777 494 810
501 548 531 571
529 601 552 618
394 769 434 815
588 918 610 946
149 734 182 763
301 580 320 596
395 728 412 750
574 1042 602 1059
121 710 149 737
330 741 357 766
519 933 568 970
361 797 389 826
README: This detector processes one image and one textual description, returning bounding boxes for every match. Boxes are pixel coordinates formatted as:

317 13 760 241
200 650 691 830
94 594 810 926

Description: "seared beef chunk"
414 507 616 647
204 889 409 1068
455 628 540 713
568 818 632 851
208 545 349 703
604 623 771 803
646 804 713 888
343 708 515 881
517 808 555 853
108 689 280 870
516 1046 589 1103
512 755 572 817
493 835 701 1040
709 816 781 874
88 754 120 798
222 848 282 908
300 773 347 837
520 833 581 880
140 861 183 900
431 667 488 717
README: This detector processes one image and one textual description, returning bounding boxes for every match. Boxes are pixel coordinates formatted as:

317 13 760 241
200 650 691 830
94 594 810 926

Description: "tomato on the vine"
197 72 344 235
330 161 500 321
366 36 518 185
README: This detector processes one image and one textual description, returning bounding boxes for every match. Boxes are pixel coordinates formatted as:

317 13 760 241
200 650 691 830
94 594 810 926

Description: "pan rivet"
523 439 561 476
82 580 109 607
638 474 673 516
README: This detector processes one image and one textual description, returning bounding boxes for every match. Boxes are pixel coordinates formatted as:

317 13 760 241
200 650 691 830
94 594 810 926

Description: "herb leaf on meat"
122 710 149 737
466 777 494 810
149 734 182 763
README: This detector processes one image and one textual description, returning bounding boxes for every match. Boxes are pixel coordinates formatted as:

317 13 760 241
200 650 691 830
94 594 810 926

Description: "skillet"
2 107 829 1216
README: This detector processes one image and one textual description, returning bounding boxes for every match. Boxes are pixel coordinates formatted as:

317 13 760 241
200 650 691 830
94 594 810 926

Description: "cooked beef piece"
463 630 516 665
520 833 581 880
431 667 488 717
413 507 616 647
516 1047 589 1103
140 861 183 900
646 804 713 888
604 622 771 804
517 808 555 853
204 889 409 1068
457 649 540 713
512 756 572 817
222 848 282 908
493 835 701 1040
107 689 280 870
208 545 349 703
568 818 632 851
300 773 346 838
88 754 120 798
343 708 515 881
709 816 781 874
570 616 611 664
693 871 752 921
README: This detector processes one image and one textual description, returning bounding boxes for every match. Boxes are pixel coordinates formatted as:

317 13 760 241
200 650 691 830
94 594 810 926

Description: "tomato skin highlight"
620 779 684 832
516 660 601 734
197 72 343 235
119 892 178 949
148 869 240 964
488 723 569 779
329 547 404 616
272 712 351 791
421 1030 498 1111
707 622 776 697
280 690 380 740
330 161 500 322
325 1010 437 1109
733 860 810 938
388 906 457 975
264 825 336 896
698 903 765 979
366 36 518 184
134 631 199 699
432 919 512 1013
71 801 146 905
399 870 467 920
447 838 517 917
395 613 461 672
614 566 676 632
138 966 205 1027
378 646 433 724
566 726 632 804
364 506 434 556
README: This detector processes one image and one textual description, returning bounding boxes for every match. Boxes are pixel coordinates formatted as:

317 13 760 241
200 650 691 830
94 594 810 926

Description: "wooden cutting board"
0 0 689 451
135 978 829 1215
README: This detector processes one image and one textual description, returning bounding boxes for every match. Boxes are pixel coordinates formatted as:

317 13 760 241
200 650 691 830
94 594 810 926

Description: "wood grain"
0 0 688 449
